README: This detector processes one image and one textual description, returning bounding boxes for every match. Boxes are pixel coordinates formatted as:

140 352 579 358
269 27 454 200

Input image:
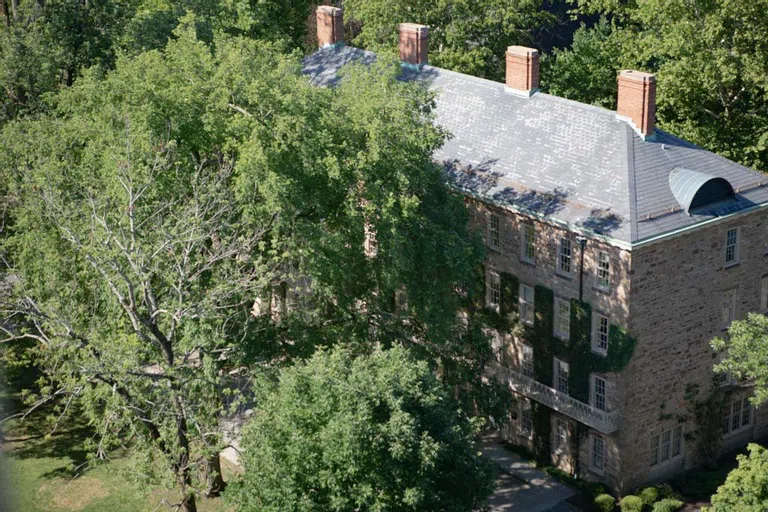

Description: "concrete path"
483 434 578 512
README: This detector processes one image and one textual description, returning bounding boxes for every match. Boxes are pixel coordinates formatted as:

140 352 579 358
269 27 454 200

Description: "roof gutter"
449 184 634 251
630 200 768 249
450 182 768 252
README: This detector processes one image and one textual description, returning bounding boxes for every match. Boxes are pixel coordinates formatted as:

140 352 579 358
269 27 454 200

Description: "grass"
1 391 235 512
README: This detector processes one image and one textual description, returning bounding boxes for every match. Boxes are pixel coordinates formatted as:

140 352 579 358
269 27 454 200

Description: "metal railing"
487 361 620 434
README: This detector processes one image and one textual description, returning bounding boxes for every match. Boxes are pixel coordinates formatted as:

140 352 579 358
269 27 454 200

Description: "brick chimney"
617 70 656 139
505 46 540 97
399 23 428 69
317 6 344 48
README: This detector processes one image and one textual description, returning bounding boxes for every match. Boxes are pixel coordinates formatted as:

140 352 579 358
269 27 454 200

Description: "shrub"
639 486 660 505
619 495 643 512
594 493 616 512
652 498 684 512
656 483 675 499
228 346 496 512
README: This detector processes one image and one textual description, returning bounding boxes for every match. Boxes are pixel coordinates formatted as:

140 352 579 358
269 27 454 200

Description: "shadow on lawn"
1 392 94 479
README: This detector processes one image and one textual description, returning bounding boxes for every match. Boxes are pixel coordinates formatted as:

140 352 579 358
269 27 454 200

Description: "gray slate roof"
302 44 768 246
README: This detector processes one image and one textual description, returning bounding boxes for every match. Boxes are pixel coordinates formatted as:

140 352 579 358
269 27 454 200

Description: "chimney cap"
399 23 428 34
619 69 656 83
317 5 342 15
506 46 540 58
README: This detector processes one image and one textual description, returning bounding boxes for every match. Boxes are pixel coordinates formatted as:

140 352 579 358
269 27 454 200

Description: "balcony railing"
487 361 620 434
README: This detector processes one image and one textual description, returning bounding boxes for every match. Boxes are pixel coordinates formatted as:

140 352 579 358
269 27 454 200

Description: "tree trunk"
204 453 226 497
0 0 9 27
180 491 197 512
9 0 17 21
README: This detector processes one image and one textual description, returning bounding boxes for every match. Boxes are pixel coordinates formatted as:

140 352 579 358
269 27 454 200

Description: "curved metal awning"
669 167 735 214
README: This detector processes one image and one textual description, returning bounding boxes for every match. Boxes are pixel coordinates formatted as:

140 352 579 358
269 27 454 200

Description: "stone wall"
468 198 632 489
622 207 768 489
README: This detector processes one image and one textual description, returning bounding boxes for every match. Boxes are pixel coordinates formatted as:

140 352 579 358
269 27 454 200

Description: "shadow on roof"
491 187 569 217
578 209 623 235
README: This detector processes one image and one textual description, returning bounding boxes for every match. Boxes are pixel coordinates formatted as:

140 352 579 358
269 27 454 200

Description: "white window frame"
521 223 536 263
521 404 533 438
592 375 607 412
722 289 737 328
553 418 568 453
723 397 753 437
554 297 571 340
596 251 611 290
761 276 768 312
592 314 609 355
364 224 378 257
519 283 534 325
487 270 501 311
554 357 569 396
521 344 534 378
591 434 605 474
649 425 684 467
488 213 501 250
725 226 740 266
558 238 572 275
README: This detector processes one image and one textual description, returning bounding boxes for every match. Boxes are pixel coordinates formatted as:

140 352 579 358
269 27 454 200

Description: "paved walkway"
483 434 578 512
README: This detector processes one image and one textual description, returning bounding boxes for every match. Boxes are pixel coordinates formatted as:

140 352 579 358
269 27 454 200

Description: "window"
761 276 768 312
395 288 408 313
487 271 501 310
592 434 605 473
519 284 534 325
554 419 568 452
521 223 535 263
521 344 534 378
488 213 501 249
650 426 684 466
593 376 607 412
558 238 572 274
725 227 740 265
554 358 569 395
521 406 533 437
724 397 752 436
597 251 611 289
365 226 378 256
650 434 660 466
722 289 737 327
554 298 571 340
593 314 609 354
672 426 683 457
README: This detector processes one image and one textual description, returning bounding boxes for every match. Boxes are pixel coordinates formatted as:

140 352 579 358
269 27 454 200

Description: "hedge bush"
619 495 643 512
652 498 684 512
639 486 659 505
594 493 616 512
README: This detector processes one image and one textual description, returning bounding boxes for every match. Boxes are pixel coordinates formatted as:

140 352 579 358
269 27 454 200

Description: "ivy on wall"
683 380 724 468
472 263 637 467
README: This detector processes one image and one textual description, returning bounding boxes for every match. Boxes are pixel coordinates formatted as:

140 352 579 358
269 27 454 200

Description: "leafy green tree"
542 17 628 109
0 0 134 123
702 443 768 512
228 345 495 512
547 0 768 171
343 0 553 81
712 313 768 406
1 15 502 511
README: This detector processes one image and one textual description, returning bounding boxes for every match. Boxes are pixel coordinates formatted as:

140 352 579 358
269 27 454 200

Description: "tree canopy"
712 314 768 406
1 14 503 510
228 345 495 512
544 0 768 171
703 443 768 512
343 0 554 81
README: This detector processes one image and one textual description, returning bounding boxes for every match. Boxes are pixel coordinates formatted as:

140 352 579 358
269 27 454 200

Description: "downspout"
577 236 587 301
574 236 587 476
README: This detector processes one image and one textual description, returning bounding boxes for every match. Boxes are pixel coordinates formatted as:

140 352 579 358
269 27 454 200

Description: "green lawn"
1 392 234 512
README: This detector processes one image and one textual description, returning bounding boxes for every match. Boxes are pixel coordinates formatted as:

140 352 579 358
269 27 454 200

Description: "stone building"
303 6 768 492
